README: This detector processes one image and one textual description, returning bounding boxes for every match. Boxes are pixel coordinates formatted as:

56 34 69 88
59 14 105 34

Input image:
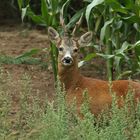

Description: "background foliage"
16 0 140 80
0 0 140 80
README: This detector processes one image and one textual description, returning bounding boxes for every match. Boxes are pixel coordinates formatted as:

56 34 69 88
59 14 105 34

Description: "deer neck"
58 59 81 90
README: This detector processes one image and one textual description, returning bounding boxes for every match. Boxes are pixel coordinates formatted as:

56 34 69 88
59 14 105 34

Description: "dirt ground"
0 24 55 101
0 23 106 103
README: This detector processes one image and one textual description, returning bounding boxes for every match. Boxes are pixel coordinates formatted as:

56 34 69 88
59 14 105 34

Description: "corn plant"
17 0 75 80
17 0 140 80
85 0 140 80
17 0 64 80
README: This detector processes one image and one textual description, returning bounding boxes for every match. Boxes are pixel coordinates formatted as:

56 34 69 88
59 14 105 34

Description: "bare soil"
0 24 55 100
0 23 106 104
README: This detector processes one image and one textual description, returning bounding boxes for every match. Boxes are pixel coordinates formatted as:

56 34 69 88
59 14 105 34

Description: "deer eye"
73 48 78 53
59 47 64 51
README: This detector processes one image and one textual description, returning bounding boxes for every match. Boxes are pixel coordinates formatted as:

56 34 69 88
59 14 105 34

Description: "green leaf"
96 53 114 59
95 16 102 32
61 0 70 17
86 0 104 25
66 8 85 29
84 53 97 61
17 0 23 10
50 0 59 14
78 53 96 67
41 0 49 24
133 23 140 32
114 20 123 30
100 18 114 42
16 49 41 59
116 71 132 80
134 40 140 47
122 0 134 9
115 41 130 55
134 41 140 59
27 11 46 26
123 15 140 23
114 56 121 70
105 0 127 14
0 55 15 64
0 55 41 65
21 5 29 22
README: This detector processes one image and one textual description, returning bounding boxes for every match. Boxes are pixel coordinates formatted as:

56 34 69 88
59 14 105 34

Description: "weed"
0 67 140 139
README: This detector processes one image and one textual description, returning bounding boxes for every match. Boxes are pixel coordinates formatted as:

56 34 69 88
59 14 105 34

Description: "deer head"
48 27 92 67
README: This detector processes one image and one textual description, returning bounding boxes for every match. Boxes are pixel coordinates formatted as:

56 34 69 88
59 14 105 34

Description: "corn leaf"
41 0 49 24
100 18 114 42
86 0 104 24
21 5 29 22
66 8 85 29
27 11 46 26
105 0 127 14
17 0 23 10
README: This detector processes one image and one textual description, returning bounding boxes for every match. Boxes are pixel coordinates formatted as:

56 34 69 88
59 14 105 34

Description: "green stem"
116 31 121 77
106 26 113 81
50 43 58 81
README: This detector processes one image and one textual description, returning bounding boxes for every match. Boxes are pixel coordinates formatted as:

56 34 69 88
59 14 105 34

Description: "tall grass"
0 67 140 140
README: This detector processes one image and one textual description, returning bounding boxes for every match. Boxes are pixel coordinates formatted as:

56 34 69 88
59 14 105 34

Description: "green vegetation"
0 1 140 139
15 0 140 80
1 0 140 80
0 68 140 140
0 49 48 69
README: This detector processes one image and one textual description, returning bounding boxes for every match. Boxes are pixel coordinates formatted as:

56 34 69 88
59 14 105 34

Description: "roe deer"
48 26 140 116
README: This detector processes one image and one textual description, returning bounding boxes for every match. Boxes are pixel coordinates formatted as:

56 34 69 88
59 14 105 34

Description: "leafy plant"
0 49 45 66
17 0 71 80
85 0 140 80
16 0 140 80
0 67 140 139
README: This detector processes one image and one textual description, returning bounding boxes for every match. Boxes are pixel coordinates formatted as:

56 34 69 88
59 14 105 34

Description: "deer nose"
62 56 73 66
64 57 72 64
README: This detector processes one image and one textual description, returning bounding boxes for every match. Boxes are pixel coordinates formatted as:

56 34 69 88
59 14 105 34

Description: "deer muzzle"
61 51 73 66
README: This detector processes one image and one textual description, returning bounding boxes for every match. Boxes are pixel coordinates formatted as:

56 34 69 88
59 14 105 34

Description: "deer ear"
78 31 92 47
48 27 60 44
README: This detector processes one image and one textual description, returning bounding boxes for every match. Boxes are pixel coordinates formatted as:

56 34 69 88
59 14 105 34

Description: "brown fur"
48 26 140 116
58 60 140 116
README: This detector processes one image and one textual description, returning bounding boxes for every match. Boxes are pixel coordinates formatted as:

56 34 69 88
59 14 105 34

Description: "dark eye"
59 47 64 51
73 48 78 53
